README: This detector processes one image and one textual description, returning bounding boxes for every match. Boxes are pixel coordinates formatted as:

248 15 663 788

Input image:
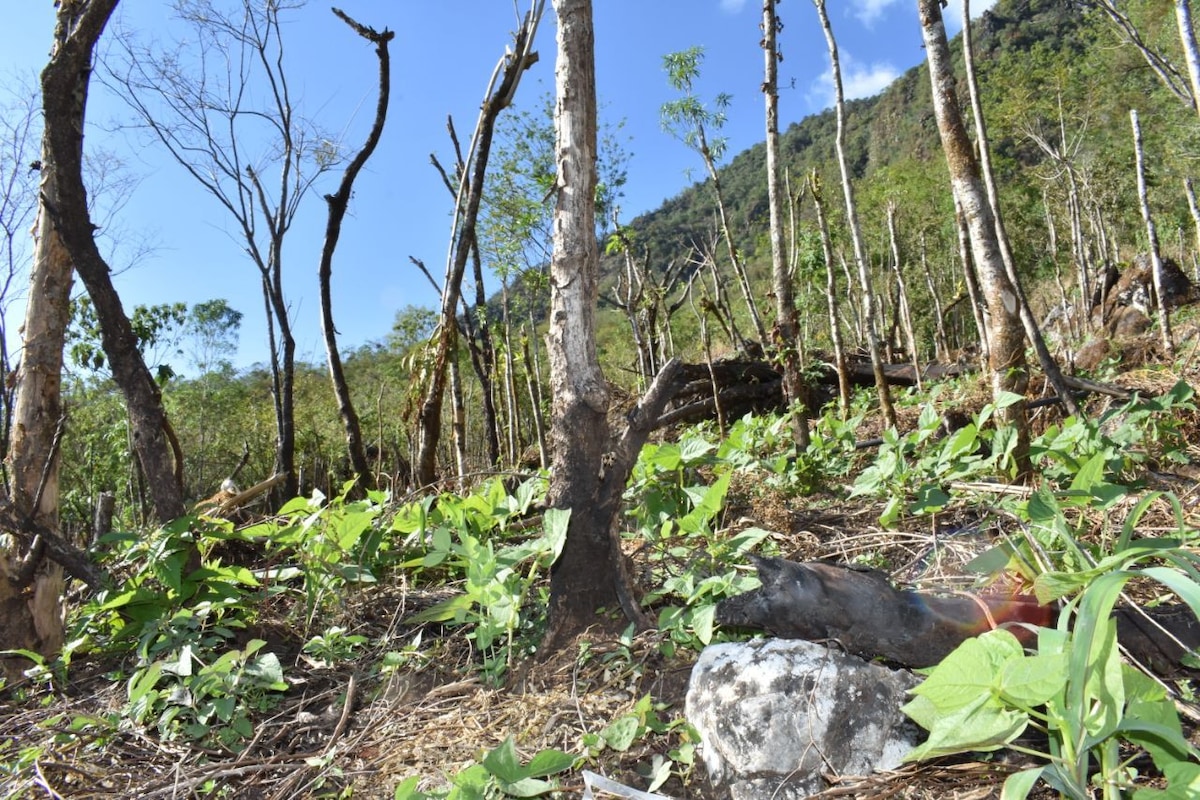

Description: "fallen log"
717 555 1051 668
718 555 1200 677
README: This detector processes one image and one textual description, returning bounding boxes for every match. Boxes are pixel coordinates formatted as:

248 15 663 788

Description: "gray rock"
686 638 923 799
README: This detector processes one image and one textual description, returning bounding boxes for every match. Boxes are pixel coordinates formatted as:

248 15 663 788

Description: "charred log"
718 555 1199 678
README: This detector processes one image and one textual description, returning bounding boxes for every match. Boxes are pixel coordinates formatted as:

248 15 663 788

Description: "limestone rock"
686 638 922 799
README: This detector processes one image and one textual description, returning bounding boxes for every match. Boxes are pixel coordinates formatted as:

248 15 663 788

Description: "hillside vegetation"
5 0 1200 798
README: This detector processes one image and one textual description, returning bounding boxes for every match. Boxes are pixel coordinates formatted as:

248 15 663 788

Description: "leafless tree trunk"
1185 177 1200 280
543 0 682 649
813 0 895 427
811 173 851 417
5 0 187 678
960 0 1079 416
920 0 1030 474
886 201 922 392
1178 1 1200 116
1131 109 1175 357
318 12 393 497
1091 0 1194 108
954 195 991 366
0 84 40 486
919 232 951 362
763 0 809 449
413 4 543 487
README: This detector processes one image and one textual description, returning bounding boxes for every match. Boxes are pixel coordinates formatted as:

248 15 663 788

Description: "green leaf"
998 652 1067 708
691 603 716 645
1001 767 1044 800
409 593 474 624
524 748 574 778
498 777 557 797
908 631 1021 715
1068 452 1107 493
393 776 429 800
903 692 1027 760
542 508 570 563
1132 761 1200 799
482 736 527 783
601 715 641 751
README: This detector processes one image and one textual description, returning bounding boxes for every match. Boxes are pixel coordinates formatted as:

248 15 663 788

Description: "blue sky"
0 0 993 371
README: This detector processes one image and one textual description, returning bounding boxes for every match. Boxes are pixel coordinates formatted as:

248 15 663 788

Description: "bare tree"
543 0 682 648
1131 109 1175 357
317 10 394 496
412 2 544 488
763 0 809 449
4 0 186 677
919 0 1030 474
104 0 337 501
812 0 895 427
0 81 41 474
960 0 1079 416
1177 1 1200 116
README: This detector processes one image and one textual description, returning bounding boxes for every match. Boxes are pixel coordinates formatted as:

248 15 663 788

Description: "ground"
3 354 1200 799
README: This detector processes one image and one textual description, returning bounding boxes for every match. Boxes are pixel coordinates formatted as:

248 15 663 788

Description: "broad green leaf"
393 775 426 800
691 603 716 645
498 777 557 797
1001 767 1044 800
482 736 526 783
542 508 570 563
524 748 575 778
1068 452 1107 493
1132 761 1200 799
998 652 1067 708
903 692 1026 760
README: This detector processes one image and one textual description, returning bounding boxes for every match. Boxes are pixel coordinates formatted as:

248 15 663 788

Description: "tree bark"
318 12 394 497
919 0 1030 475
960 0 1079 417
413 7 543 488
813 0 896 428
1130 109 1175 357
543 0 683 649
763 0 809 450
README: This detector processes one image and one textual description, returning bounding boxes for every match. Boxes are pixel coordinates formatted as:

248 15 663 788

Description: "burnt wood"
717 555 1200 678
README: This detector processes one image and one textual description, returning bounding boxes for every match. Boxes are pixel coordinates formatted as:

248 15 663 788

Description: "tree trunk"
1130 109 1175 357
959 0 1078 417
317 12 393 497
919 0 1030 475
544 0 617 645
1178 1 1200 115
413 8 542 488
811 174 852 418
763 0 809 450
886 201 923 392
813 0 896 428
543 0 683 650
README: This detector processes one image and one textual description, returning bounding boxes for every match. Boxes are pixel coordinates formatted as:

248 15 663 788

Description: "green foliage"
660 46 731 164
625 422 774 653
905 526 1200 799
392 475 561 682
393 736 574 800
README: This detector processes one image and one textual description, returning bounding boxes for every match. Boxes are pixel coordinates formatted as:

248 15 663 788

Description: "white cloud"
850 0 900 27
719 0 749 13
807 56 900 111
